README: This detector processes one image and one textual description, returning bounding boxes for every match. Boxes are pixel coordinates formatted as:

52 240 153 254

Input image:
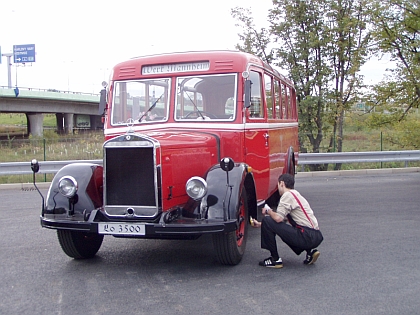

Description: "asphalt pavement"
0 169 419 315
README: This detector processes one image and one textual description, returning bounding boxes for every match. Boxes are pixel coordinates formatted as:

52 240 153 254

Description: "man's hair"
278 173 295 189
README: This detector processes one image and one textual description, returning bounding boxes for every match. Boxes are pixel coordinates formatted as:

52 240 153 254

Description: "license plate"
98 223 145 235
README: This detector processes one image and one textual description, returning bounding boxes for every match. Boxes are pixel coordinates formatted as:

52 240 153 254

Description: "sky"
0 0 393 94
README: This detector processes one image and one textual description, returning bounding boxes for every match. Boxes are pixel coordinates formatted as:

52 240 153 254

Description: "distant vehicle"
32 51 299 265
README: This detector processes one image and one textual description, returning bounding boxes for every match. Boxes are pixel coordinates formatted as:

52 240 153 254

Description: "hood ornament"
126 118 135 133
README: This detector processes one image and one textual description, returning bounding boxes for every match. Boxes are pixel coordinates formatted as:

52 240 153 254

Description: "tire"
212 188 249 265
57 230 104 259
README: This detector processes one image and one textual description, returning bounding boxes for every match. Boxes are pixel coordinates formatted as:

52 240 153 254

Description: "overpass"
0 86 102 136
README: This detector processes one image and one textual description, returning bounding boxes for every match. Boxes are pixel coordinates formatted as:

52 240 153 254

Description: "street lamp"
63 61 73 92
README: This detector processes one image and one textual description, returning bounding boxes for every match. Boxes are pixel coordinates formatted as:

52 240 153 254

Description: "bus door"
244 70 269 201
265 74 284 194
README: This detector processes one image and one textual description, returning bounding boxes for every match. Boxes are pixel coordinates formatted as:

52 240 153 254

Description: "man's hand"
263 204 285 223
250 217 261 228
262 204 271 215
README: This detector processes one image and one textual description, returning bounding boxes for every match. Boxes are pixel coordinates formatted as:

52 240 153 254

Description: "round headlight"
186 177 208 200
58 176 78 198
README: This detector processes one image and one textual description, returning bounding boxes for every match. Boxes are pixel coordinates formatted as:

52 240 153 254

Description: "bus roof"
111 50 292 85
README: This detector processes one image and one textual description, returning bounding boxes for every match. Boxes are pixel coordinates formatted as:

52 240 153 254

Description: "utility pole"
1 53 13 88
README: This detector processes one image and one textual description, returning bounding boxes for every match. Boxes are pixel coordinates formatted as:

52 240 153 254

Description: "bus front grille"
104 146 158 217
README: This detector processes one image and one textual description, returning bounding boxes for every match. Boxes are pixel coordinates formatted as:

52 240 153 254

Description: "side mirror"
220 157 235 221
244 80 252 108
31 159 40 173
30 159 45 215
98 88 107 115
220 157 234 172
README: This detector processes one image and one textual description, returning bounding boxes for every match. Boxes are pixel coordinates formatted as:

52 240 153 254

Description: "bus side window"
281 83 288 119
290 88 297 119
113 82 127 124
287 86 293 119
249 71 263 118
264 74 273 119
274 80 280 119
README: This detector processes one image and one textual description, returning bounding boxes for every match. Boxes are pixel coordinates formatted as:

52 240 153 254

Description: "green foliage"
390 116 420 149
367 0 420 121
231 7 274 63
232 0 420 172
299 111 420 154
365 111 420 149
232 0 372 165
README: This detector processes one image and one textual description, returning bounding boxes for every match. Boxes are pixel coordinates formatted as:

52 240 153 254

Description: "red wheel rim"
236 197 246 247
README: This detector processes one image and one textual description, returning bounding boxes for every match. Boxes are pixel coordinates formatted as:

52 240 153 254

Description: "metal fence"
1 150 420 176
297 150 420 170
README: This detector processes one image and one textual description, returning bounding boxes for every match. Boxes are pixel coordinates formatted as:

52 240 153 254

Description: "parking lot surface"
1 171 419 314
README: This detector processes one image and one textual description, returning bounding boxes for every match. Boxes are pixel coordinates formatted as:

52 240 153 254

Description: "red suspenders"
288 191 315 229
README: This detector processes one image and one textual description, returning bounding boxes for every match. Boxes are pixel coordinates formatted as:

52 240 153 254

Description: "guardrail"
1 150 420 176
297 150 420 170
0 160 102 175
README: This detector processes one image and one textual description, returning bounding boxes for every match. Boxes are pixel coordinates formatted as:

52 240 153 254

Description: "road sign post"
1 52 13 88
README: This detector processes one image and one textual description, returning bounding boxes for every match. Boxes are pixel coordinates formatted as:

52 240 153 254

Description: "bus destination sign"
142 61 210 75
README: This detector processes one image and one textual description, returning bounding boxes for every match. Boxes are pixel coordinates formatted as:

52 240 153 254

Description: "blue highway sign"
13 44 36 63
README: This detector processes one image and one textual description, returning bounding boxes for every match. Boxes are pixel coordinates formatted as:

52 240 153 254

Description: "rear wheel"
213 188 249 265
57 230 104 259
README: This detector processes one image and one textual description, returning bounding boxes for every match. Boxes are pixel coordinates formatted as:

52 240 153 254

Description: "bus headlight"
186 177 208 200
58 176 78 198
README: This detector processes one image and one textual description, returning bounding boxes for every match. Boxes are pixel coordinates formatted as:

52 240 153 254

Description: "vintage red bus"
33 50 299 265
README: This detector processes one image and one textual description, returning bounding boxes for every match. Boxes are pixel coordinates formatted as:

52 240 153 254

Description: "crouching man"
251 173 324 268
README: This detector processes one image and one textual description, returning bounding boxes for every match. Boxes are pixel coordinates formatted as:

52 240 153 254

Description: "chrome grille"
103 135 160 218
105 147 155 206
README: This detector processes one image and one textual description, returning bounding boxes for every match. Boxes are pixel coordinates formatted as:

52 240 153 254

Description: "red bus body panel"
103 50 298 206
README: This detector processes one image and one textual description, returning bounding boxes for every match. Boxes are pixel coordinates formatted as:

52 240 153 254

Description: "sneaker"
259 257 283 268
304 249 320 265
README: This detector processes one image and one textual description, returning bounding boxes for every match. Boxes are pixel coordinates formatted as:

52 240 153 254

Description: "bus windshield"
111 73 237 125
111 79 170 125
175 73 236 121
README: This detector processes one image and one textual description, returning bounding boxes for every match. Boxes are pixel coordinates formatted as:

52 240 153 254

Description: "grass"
0 113 104 183
0 131 104 184
0 130 103 162
0 113 56 136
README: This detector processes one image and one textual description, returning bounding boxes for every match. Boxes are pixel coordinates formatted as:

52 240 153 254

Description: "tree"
268 0 330 163
231 7 274 64
232 0 371 170
366 0 419 122
324 0 371 161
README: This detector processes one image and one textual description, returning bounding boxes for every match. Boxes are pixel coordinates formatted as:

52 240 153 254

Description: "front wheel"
57 230 104 259
212 188 249 265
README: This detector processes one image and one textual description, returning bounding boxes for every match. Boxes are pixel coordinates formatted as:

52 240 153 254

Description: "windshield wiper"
184 91 205 120
138 93 164 122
